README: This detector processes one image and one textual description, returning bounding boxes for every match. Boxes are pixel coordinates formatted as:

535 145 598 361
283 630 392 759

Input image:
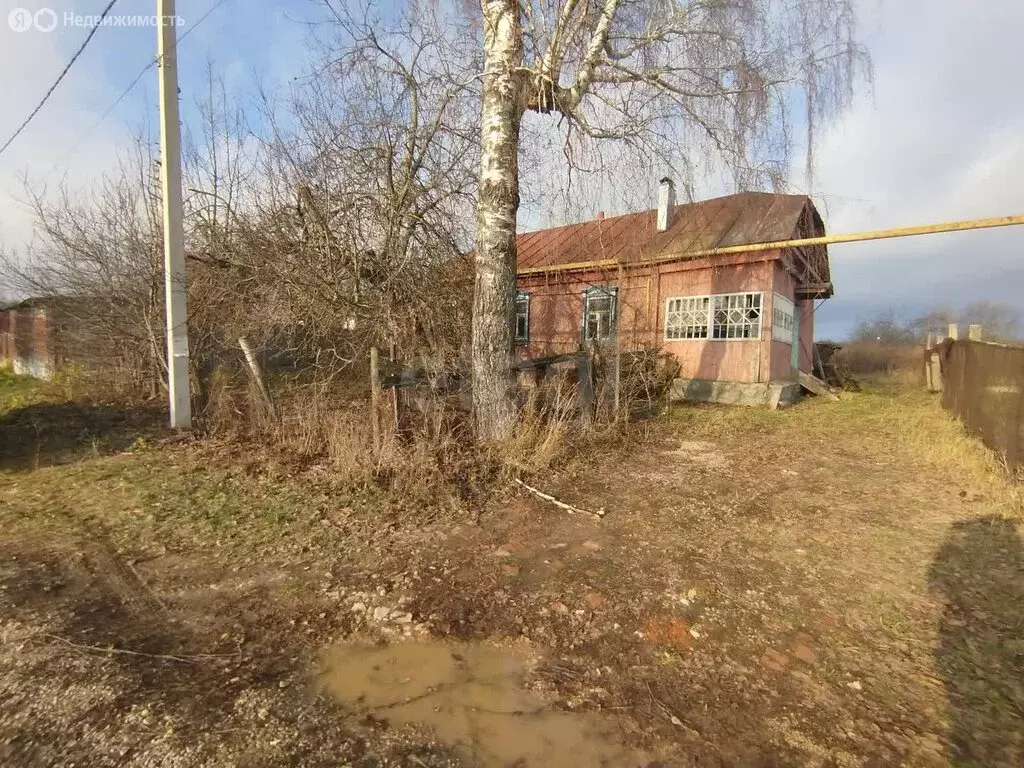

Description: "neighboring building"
514 180 833 404
0 298 60 378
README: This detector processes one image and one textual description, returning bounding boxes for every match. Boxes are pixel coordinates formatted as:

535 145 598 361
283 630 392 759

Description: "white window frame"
582 286 617 343
772 292 795 346
515 291 530 345
664 295 710 339
664 291 763 341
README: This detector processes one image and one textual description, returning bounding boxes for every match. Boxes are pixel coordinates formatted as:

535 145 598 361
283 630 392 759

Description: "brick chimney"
657 177 676 232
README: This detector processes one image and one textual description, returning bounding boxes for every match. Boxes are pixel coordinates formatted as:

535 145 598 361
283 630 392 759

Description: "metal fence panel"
939 340 1024 470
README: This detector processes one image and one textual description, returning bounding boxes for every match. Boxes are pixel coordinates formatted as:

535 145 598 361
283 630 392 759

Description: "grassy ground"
1 372 1021 766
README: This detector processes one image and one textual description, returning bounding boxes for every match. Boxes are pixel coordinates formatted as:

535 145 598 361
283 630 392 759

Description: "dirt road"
1 387 1021 766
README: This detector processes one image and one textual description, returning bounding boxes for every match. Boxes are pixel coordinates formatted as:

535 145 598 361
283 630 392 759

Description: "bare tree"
2 140 170 395
851 311 916 346
226 2 481 379
961 300 1021 342
472 0 870 440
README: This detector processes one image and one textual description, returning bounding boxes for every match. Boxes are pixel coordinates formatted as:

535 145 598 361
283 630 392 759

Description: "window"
712 292 762 339
772 293 795 345
664 292 763 341
582 286 617 342
515 291 530 345
666 296 710 339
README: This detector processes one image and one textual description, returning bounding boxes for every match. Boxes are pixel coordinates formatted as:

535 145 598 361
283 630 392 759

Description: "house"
514 180 832 405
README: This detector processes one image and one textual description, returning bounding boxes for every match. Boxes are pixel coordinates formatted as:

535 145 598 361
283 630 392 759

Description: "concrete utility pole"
157 0 191 428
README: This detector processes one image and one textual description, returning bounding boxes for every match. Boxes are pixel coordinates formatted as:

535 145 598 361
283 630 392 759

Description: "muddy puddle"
318 640 647 766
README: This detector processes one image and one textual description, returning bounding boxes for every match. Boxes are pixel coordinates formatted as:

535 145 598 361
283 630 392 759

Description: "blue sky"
1 0 1022 340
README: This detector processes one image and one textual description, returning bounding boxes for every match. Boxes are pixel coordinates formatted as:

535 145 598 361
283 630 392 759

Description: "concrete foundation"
670 378 801 409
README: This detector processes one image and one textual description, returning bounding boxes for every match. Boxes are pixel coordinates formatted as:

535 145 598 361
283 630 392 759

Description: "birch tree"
472 0 869 440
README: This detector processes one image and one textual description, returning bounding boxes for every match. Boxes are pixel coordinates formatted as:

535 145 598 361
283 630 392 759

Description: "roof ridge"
518 191 808 235
515 192 819 271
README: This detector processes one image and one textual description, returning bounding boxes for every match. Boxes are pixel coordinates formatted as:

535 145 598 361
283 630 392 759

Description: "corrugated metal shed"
516 192 818 270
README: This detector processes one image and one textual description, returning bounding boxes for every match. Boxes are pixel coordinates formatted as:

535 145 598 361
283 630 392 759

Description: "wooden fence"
929 336 1024 472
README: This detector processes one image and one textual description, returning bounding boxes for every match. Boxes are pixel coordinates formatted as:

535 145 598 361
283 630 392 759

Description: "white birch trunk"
472 0 524 442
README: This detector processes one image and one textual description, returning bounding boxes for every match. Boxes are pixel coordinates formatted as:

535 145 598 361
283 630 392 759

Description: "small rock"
373 606 391 621
351 602 366 613
581 540 602 551
257 707 269 721
792 644 817 665
278 680 290 689
644 617 692 651
585 592 603 609
847 680 863 691
551 601 570 615
491 548 512 557
501 563 520 577
392 612 414 624
551 543 568 550
689 627 701 639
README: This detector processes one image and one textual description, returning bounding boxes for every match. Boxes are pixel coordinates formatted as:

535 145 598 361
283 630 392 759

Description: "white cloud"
805 0 1024 338
0 0 132 254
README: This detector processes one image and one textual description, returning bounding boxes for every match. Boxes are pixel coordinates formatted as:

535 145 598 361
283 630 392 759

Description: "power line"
47 0 229 176
0 0 121 157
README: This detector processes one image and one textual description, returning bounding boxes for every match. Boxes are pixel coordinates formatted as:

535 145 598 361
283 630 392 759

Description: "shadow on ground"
930 515 1024 766
0 402 166 470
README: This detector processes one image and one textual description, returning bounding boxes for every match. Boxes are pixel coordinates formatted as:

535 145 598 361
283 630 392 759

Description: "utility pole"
157 0 191 428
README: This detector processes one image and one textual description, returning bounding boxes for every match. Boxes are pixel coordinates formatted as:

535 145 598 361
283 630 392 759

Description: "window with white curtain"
582 286 617 342
772 293 795 345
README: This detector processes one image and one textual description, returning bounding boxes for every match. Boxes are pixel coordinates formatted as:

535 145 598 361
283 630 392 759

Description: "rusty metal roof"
516 192 819 270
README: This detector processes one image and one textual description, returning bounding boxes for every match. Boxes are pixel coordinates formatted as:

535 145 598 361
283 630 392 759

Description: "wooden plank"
798 370 840 401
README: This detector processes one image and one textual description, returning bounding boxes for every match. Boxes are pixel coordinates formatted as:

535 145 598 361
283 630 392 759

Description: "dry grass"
835 342 923 388
192 367 631 507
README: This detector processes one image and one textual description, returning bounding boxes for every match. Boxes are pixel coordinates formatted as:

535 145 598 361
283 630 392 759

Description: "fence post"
577 351 595 427
239 336 276 419
389 341 400 431
614 263 624 421
924 333 934 391
968 324 983 341
370 346 381 458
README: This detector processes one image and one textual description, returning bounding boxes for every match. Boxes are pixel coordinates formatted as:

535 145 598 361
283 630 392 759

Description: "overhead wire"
0 0 121 157
45 0 229 177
